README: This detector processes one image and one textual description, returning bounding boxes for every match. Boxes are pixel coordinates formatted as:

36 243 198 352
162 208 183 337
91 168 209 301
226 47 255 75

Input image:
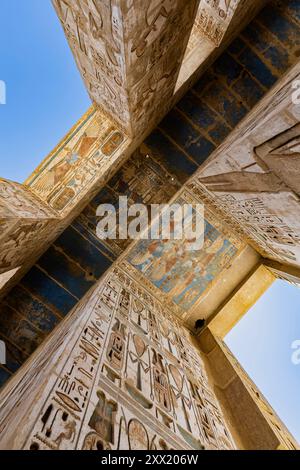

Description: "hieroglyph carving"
194 0 241 46
0 178 58 274
52 0 200 136
189 63 300 268
26 107 127 215
0 265 235 450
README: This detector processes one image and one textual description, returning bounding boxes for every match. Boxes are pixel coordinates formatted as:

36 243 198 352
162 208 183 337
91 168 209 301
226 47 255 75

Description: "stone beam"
176 0 266 92
205 264 274 338
52 0 200 137
28 0 265 219
0 178 59 276
25 106 130 216
0 0 265 300
0 107 131 300
263 258 300 287
193 0 242 47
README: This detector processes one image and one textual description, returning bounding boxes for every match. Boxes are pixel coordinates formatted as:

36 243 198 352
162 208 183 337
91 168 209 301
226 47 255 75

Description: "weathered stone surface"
0 179 58 275
190 61 300 268
52 0 200 136
194 0 241 47
0 266 235 451
198 328 298 450
0 0 299 450
2 0 299 388
26 107 129 215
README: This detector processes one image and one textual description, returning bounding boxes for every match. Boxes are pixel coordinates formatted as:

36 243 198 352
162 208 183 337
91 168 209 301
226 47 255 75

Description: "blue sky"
1 0 300 446
226 279 300 443
0 0 91 182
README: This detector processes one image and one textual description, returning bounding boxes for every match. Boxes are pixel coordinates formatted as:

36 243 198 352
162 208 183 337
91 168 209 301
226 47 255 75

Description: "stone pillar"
197 328 299 450
0 265 235 450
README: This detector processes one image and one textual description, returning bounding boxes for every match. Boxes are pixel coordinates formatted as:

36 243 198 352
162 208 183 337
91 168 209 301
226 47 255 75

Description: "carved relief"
23 291 111 450
125 333 152 408
254 123 300 197
27 108 126 214
107 319 127 370
0 178 59 274
88 391 117 445
128 419 149 450
193 0 240 46
52 0 199 136
190 63 300 268
152 350 171 412
82 432 111 450
0 265 234 450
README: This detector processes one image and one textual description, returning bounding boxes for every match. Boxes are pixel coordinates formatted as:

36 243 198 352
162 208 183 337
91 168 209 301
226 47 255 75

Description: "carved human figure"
106 319 127 371
31 404 77 450
152 350 171 412
199 124 300 196
88 391 117 445
34 128 98 196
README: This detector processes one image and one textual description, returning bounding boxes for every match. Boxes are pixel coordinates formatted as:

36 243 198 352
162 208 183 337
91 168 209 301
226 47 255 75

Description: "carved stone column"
197 328 299 450
0 265 235 451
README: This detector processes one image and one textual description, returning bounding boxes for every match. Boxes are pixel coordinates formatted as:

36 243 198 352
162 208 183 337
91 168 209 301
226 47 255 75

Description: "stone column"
0 265 235 451
197 328 299 450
